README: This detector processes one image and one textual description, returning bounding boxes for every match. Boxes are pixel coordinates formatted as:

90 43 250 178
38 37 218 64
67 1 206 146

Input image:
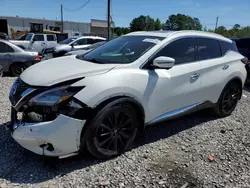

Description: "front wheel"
213 81 241 117
82 103 139 159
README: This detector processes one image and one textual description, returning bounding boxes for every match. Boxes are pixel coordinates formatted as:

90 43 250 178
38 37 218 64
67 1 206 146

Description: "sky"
1 0 250 29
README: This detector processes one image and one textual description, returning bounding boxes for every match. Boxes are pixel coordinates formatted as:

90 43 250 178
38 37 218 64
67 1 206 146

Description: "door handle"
190 73 200 79
222 64 229 70
41 43 46 46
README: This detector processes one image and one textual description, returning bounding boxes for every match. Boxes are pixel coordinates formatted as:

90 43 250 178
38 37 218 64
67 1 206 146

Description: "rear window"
197 38 221 60
46 35 55 41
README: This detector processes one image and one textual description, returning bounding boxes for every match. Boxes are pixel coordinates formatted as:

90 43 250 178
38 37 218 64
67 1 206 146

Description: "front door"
145 38 203 122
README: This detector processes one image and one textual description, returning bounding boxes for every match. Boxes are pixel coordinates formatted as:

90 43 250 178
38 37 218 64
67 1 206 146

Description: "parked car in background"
232 38 250 84
9 33 58 53
0 40 40 76
52 36 106 57
64 41 106 56
7 31 247 159
40 37 78 60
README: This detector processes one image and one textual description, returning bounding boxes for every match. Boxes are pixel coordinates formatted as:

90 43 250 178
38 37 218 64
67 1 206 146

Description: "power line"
63 0 91 12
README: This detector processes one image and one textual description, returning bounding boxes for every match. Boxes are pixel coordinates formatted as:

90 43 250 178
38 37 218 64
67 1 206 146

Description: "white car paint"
12 115 85 157
10 33 58 53
53 36 106 54
9 30 247 158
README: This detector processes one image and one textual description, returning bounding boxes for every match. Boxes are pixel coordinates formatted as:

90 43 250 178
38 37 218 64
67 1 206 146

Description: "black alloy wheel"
214 81 241 117
83 103 139 159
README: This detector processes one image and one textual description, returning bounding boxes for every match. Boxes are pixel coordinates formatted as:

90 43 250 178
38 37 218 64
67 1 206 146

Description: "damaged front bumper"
9 108 86 157
7 78 89 158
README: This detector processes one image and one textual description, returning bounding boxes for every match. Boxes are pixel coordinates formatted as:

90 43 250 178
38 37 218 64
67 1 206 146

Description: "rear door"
198 38 234 104
46 34 57 49
0 41 14 71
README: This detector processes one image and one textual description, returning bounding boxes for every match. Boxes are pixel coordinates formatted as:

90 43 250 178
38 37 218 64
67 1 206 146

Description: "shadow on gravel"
0 109 216 184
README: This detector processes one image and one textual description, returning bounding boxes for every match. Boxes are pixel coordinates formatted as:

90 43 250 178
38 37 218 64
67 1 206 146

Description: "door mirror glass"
153 56 175 69
31 38 36 43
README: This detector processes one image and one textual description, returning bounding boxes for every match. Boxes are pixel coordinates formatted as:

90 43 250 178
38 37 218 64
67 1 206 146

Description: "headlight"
28 86 83 106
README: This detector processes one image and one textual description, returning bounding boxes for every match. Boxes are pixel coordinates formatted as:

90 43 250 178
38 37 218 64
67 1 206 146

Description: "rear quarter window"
219 40 236 55
197 38 221 60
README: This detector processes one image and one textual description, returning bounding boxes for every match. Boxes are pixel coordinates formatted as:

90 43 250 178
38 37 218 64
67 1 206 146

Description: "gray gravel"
0 77 250 188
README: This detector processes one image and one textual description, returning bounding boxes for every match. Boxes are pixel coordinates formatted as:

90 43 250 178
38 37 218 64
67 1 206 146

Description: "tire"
213 81 241 117
10 63 26 76
82 103 139 159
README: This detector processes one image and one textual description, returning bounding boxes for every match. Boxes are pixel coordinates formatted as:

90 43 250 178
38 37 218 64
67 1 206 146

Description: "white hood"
20 56 117 86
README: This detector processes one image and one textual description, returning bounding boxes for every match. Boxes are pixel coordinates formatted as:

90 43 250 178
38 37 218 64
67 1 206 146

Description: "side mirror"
152 56 175 69
70 43 74 47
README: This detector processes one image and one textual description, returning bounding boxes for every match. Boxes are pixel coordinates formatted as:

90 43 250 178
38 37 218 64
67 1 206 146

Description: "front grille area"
9 78 29 106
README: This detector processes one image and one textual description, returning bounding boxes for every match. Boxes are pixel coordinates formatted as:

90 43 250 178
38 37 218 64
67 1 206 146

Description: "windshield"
59 38 77 44
78 35 164 64
25 33 33 41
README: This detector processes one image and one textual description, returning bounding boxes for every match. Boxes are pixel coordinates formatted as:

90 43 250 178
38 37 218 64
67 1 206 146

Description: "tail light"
35 55 41 61
241 57 249 64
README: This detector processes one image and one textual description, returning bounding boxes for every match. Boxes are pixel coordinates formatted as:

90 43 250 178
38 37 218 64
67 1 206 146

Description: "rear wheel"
82 103 139 159
10 63 26 76
213 81 241 117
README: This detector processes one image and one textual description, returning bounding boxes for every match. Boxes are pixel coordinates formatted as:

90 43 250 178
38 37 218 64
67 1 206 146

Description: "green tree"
165 14 202 31
233 24 241 31
130 15 155 31
114 27 130 36
154 18 162 30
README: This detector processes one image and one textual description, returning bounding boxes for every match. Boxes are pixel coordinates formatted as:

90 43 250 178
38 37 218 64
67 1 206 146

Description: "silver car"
0 40 40 76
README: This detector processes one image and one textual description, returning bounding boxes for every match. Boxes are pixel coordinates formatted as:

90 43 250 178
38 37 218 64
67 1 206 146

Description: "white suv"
8 31 248 159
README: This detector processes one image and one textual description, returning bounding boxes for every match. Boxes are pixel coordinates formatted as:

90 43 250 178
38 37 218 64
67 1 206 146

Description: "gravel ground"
0 77 250 188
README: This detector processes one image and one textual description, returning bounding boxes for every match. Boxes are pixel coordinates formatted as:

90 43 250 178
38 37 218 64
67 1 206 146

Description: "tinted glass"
79 35 164 64
86 39 95 44
198 38 221 60
74 38 87 45
235 38 250 50
219 41 233 55
34 35 44 41
0 42 14 53
60 38 77 44
154 38 196 64
46 35 55 41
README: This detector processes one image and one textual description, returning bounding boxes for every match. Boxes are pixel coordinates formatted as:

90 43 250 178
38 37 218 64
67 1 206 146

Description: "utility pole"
215 16 219 31
107 0 111 40
61 4 64 33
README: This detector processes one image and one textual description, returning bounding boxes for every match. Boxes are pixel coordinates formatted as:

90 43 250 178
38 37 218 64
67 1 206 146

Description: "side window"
74 39 87 45
0 42 14 53
46 35 55 41
219 40 233 55
33 35 44 41
198 38 221 60
154 38 196 64
86 39 95 44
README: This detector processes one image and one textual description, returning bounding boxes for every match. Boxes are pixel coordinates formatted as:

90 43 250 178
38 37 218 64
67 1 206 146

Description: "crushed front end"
7 78 88 157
